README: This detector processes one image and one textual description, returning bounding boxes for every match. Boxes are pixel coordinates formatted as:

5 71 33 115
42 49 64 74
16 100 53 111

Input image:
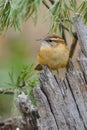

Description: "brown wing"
34 64 43 71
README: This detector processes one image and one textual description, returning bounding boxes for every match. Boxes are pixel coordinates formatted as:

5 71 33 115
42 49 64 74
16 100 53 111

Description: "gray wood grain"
62 78 85 130
66 61 87 128
33 87 58 130
73 16 87 56
40 66 69 130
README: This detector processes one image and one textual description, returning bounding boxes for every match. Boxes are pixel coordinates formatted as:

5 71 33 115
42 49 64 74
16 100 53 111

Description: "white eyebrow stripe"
50 38 58 41
50 38 63 41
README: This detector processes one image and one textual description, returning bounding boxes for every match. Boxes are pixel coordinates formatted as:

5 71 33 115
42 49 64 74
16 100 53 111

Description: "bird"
35 34 69 70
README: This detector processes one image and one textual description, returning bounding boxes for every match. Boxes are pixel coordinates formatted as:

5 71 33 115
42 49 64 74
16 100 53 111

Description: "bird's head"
37 34 65 47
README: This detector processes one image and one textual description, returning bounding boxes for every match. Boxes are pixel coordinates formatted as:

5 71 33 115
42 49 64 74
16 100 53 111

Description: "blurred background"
0 5 51 120
0 0 82 120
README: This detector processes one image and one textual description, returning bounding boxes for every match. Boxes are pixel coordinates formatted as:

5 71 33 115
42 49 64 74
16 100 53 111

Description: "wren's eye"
47 39 52 42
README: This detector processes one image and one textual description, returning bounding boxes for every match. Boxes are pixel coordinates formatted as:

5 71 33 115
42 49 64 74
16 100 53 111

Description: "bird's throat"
41 41 57 47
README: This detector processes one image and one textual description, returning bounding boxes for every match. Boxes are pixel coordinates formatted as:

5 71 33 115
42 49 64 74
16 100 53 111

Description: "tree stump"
33 16 87 130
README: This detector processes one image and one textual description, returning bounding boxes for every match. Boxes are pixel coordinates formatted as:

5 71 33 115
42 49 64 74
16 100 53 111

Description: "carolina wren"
35 34 69 70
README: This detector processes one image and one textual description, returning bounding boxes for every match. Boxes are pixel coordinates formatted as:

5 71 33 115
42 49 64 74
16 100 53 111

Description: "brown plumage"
35 34 69 70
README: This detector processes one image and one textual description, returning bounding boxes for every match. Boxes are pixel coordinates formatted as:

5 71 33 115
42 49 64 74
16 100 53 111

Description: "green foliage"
8 65 40 105
0 0 42 31
77 0 87 24
49 0 87 33
0 0 87 33
49 0 73 33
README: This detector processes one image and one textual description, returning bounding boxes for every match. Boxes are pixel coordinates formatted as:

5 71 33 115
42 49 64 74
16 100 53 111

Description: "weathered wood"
33 64 86 130
62 77 85 130
76 70 87 109
34 87 58 130
37 67 70 130
16 92 39 130
66 62 87 128
0 118 17 130
77 52 87 82
73 16 87 56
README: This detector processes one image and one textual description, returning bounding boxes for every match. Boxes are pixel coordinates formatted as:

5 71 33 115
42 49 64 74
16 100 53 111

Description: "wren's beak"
36 38 44 42
36 38 51 46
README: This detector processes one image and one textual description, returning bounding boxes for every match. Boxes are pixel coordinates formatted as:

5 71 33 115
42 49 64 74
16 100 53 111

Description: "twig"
69 32 78 58
60 23 70 32
42 1 49 9
0 88 14 94
60 23 77 37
